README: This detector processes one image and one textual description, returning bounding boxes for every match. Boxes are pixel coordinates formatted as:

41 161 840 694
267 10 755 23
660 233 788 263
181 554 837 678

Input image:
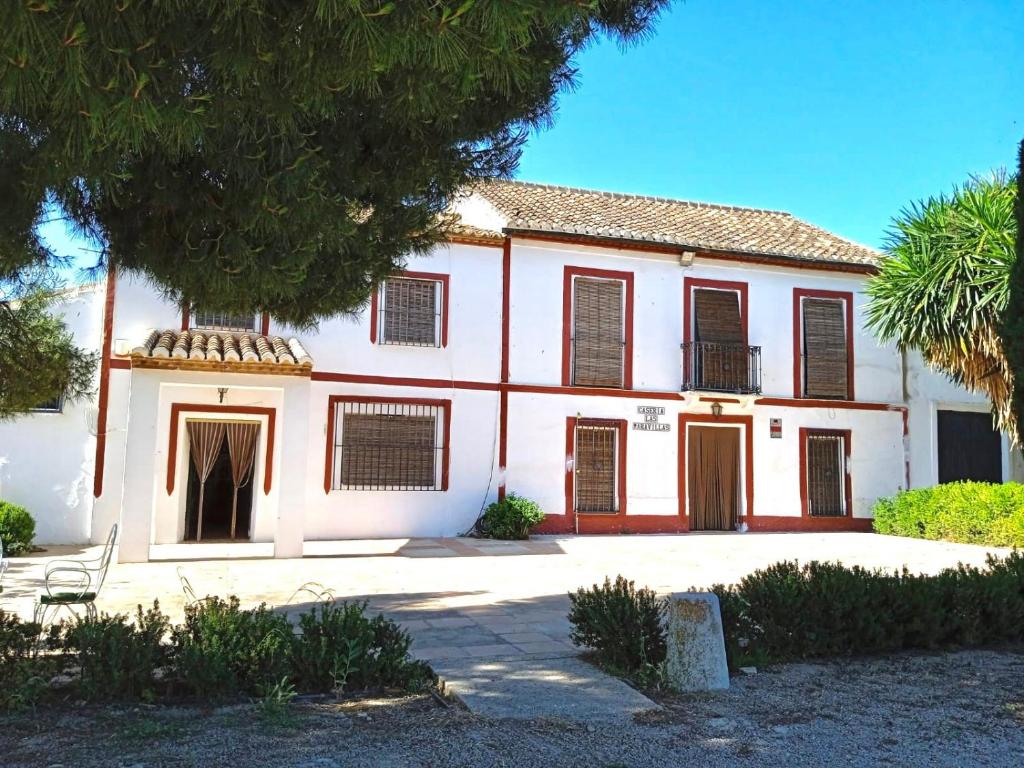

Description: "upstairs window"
331 400 448 490
804 429 850 517
692 288 749 391
193 310 258 333
800 296 850 399
31 393 64 413
378 277 444 347
571 277 626 387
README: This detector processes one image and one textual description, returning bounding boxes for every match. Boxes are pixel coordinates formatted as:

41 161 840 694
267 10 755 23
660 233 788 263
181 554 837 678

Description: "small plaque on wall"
770 418 782 439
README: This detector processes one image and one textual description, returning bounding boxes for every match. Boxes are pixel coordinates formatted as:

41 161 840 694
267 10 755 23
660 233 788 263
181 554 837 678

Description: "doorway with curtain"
687 425 740 531
184 420 260 542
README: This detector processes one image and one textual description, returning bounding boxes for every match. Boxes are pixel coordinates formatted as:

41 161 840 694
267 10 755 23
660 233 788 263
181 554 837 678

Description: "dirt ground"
4 648 1022 768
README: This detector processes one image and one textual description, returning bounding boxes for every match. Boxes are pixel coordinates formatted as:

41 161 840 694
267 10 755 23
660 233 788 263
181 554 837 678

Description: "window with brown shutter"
575 423 619 513
692 289 748 391
333 401 444 490
193 310 257 332
805 430 849 517
572 277 625 387
802 298 849 398
379 277 441 347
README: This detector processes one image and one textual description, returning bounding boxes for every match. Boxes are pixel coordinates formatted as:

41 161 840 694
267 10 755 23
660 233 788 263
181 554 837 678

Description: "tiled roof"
446 220 504 244
469 180 879 266
130 329 313 375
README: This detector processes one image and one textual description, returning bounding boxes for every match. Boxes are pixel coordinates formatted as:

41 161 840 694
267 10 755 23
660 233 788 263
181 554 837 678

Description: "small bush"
872 482 1024 547
0 610 49 711
60 602 170 700
171 596 293 698
479 493 545 540
568 575 667 673
711 552 1024 671
291 601 430 693
0 500 35 555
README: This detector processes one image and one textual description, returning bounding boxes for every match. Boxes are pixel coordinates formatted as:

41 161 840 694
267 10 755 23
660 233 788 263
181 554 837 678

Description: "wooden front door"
688 426 740 531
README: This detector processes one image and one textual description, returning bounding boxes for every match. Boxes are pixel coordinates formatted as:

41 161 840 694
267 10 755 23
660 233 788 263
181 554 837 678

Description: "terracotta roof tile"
468 180 879 266
131 329 313 373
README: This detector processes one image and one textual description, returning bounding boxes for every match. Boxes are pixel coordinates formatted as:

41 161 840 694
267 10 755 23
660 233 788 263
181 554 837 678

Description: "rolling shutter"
575 424 618 513
803 298 848 398
694 289 743 344
573 278 624 387
339 410 438 489
806 432 847 517
382 278 438 346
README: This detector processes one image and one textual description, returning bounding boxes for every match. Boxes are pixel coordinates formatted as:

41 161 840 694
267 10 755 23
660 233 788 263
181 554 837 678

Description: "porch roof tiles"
130 329 313 376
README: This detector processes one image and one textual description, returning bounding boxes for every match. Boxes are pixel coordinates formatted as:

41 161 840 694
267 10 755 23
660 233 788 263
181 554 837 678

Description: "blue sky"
41 0 1022 279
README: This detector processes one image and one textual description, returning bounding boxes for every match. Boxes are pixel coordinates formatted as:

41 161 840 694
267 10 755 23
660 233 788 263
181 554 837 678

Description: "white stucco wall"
0 284 104 543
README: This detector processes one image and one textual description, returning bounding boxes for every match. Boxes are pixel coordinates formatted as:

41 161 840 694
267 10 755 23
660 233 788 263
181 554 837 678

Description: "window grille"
802 298 848 398
572 277 625 387
31 393 64 413
193 310 258 333
806 431 847 517
379 278 442 347
575 423 619 513
332 401 445 490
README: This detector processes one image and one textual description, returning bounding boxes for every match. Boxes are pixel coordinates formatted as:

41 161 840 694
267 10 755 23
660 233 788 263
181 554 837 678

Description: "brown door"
688 426 740 531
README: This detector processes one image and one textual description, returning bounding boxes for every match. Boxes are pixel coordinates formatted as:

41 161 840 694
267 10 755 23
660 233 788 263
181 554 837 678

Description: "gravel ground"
3 648 1023 767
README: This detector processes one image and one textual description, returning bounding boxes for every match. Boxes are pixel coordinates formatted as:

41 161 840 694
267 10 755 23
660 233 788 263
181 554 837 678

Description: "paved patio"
2 532 1009 664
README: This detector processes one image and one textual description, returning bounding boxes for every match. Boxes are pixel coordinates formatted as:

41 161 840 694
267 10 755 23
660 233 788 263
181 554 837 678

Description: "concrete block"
665 592 730 692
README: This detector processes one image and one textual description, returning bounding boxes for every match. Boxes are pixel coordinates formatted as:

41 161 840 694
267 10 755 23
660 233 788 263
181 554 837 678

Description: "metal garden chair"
33 523 117 625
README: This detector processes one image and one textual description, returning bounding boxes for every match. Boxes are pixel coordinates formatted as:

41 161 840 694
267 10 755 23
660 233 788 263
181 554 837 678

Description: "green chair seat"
40 591 96 605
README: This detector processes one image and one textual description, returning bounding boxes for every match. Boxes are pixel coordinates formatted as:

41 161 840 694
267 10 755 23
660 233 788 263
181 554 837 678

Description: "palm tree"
865 172 1018 441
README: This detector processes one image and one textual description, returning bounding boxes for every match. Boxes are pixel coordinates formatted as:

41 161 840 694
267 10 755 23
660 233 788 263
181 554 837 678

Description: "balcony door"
692 289 748 391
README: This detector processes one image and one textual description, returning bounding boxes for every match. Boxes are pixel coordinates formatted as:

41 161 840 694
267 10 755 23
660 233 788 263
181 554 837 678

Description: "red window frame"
323 395 452 493
561 266 634 388
799 427 853 518
564 416 628 517
682 277 750 347
369 271 450 348
792 288 855 400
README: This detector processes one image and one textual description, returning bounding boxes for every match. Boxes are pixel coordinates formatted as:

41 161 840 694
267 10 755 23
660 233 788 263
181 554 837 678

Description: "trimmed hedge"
711 553 1024 670
872 482 1024 547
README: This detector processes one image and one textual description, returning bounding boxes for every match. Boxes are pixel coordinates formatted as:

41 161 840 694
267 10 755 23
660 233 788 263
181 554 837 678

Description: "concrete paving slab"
432 656 659 721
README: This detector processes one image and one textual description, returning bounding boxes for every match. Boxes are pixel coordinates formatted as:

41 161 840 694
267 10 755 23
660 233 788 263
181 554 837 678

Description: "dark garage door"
937 410 1002 484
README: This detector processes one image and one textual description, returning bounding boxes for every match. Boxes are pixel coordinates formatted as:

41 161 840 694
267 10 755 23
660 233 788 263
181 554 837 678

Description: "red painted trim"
561 266 634 389
109 358 131 370
505 232 877 274
682 277 750 346
799 427 853 518
758 396 904 413
534 513 689 535
166 404 276 496
92 268 117 498
370 270 450 347
678 413 755 518
564 417 628 522
501 238 511 383
497 389 509 501
260 312 270 336
324 395 452 493
792 288 855 400
745 515 873 533
310 371 499 391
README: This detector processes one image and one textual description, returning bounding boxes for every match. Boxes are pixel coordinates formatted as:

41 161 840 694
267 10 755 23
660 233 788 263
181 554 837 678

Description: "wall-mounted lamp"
679 250 695 267
218 387 228 404
710 401 723 419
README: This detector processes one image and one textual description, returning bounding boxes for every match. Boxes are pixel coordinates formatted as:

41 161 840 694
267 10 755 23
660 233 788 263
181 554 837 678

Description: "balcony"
681 341 762 395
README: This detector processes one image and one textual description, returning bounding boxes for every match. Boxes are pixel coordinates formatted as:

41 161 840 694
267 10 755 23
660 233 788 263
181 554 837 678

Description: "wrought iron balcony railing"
681 341 762 394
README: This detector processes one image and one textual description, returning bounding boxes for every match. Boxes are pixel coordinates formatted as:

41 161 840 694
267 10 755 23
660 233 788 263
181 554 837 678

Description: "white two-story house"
1 180 1019 561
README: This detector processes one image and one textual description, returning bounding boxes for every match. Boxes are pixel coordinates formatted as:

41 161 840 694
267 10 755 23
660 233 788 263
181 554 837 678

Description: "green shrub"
479 493 546 540
171 596 293 699
290 601 430 693
872 481 1024 547
568 575 667 673
0 610 50 711
711 553 1024 671
60 602 170 700
0 500 35 555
